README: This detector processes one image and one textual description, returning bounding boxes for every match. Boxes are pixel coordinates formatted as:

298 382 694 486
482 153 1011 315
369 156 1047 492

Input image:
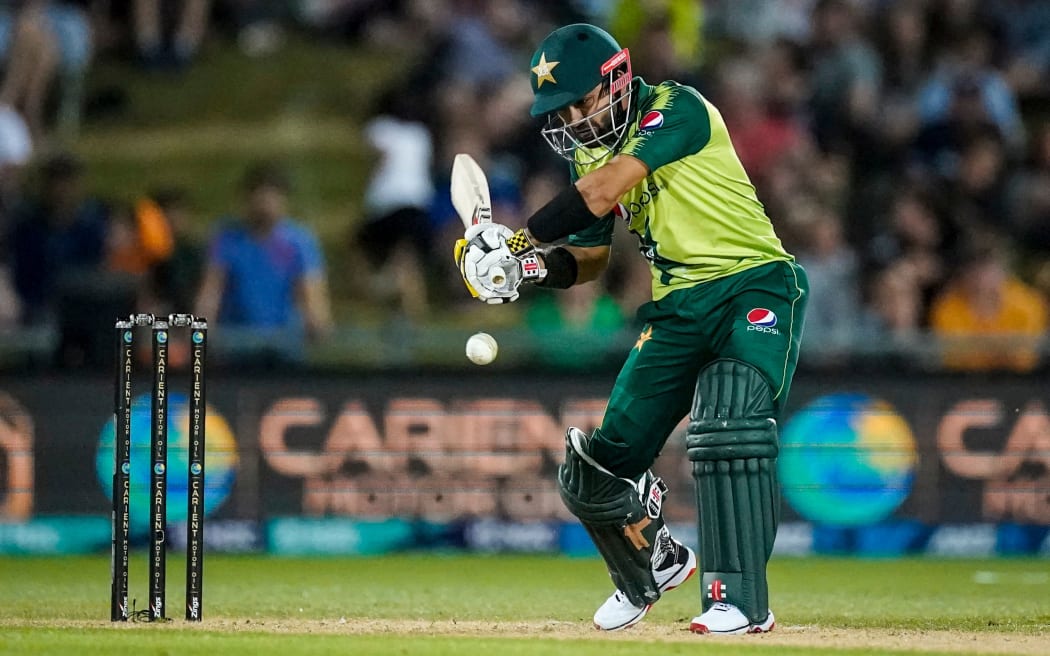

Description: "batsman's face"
539 69 633 163
557 84 614 146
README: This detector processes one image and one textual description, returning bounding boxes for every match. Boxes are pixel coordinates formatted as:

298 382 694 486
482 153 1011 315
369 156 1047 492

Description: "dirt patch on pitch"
213 619 1050 655
5 618 1046 654
330 620 1046 654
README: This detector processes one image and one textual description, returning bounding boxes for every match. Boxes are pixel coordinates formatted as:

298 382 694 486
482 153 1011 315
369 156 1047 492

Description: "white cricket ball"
465 332 498 365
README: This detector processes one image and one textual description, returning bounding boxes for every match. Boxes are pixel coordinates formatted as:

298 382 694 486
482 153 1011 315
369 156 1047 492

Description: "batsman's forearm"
526 157 649 244
525 185 602 243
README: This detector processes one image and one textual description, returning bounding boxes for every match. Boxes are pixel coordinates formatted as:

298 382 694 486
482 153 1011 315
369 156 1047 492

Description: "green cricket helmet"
528 24 634 163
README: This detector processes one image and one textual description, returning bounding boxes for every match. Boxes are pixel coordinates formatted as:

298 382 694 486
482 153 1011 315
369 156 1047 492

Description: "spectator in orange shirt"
106 195 175 276
929 242 1048 372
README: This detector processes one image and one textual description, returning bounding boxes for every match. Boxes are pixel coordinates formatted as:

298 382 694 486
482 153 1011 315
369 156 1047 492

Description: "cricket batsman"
455 23 808 634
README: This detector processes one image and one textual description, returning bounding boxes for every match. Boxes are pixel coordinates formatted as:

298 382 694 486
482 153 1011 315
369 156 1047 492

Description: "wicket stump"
110 313 208 622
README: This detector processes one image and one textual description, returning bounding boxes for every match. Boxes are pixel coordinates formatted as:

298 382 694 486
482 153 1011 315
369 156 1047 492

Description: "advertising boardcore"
0 373 1047 556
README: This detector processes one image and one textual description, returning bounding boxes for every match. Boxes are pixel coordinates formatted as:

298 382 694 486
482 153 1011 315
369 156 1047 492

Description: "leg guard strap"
558 428 666 608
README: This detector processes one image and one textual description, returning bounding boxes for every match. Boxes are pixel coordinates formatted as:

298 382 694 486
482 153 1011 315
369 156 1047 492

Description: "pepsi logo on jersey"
639 111 664 130
746 308 780 335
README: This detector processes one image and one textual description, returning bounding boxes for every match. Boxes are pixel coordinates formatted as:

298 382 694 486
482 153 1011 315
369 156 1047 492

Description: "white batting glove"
454 224 520 303
454 224 548 304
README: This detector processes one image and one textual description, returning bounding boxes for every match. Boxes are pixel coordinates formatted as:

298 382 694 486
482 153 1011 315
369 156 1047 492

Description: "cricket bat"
450 153 505 287
450 153 492 229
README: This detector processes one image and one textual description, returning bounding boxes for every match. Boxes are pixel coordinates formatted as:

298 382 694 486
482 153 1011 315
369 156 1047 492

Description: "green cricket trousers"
589 260 809 478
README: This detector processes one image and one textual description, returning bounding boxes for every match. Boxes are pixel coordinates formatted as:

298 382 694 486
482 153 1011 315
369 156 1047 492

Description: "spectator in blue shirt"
195 162 333 362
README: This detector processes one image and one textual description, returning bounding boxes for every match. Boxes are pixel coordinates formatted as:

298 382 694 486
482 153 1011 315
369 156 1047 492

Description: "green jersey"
569 79 792 301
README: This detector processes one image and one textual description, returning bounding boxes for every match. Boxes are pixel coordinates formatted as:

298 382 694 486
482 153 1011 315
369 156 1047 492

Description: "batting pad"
558 428 664 608
686 359 779 625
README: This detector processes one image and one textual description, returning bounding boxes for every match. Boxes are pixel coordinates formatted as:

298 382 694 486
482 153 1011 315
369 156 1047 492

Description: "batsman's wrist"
535 247 577 289
517 252 547 284
506 228 537 258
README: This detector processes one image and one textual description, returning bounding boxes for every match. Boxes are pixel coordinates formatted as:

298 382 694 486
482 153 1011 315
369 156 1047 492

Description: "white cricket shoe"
689 602 775 635
592 590 650 632
592 530 697 631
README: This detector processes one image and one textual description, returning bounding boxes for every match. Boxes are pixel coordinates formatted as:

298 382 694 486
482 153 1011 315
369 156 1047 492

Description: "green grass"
1 554 1047 654
0 630 970 656
0 631 1006 656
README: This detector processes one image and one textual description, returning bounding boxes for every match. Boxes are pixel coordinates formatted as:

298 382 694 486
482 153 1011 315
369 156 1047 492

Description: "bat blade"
451 153 492 229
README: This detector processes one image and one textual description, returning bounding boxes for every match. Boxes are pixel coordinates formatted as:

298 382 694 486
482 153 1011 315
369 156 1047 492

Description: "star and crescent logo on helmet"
531 52 559 88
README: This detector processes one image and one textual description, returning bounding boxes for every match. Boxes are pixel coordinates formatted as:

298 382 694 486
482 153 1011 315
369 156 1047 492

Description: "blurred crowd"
1 0 1050 373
